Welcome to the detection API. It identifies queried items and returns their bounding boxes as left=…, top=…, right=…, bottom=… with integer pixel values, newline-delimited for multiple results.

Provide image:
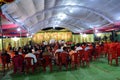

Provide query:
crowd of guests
left=0, top=40, right=120, bottom=73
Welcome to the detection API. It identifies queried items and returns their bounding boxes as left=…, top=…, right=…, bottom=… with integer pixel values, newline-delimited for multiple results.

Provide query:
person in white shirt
left=55, top=46, right=63, bottom=53
left=85, top=45, right=90, bottom=51
left=25, top=49, right=37, bottom=65
left=75, top=43, right=83, bottom=51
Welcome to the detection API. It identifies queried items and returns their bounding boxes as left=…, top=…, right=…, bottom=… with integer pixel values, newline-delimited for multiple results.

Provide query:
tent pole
left=0, top=7, right=5, bottom=76
left=0, top=8, right=4, bottom=52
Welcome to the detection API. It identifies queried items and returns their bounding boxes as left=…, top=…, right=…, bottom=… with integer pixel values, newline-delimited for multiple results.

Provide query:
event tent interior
left=0, top=0, right=120, bottom=80
left=0, top=0, right=120, bottom=49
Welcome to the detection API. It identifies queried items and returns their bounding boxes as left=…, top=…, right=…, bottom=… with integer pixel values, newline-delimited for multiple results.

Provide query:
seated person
left=69, top=46, right=76, bottom=56
left=1, top=50, right=11, bottom=64
left=85, top=45, right=90, bottom=51
left=62, top=47, right=68, bottom=53
left=25, top=49, right=37, bottom=65
left=55, top=45, right=63, bottom=53
left=75, top=43, right=83, bottom=51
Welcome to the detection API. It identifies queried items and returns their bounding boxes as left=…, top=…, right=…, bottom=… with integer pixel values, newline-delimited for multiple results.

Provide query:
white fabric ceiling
left=1, top=0, right=120, bottom=34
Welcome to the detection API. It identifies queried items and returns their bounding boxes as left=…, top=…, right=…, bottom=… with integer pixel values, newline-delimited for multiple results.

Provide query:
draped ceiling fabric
left=0, top=15, right=27, bottom=37
left=1, top=0, right=120, bottom=36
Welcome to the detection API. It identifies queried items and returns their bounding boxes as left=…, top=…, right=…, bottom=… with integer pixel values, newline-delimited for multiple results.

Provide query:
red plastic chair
left=116, top=46, right=120, bottom=57
left=12, top=55, right=24, bottom=73
left=55, top=52, right=61, bottom=65
left=94, top=46, right=101, bottom=60
left=59, top=52, right=68, bottom=70
left=34, top=54, right=41, bottom=66
left=24, top=57, right=35, bottom=73
left=71, top=53, right=79, bottom=69
left=102, top=43, right=109, bottom=57
left=88, top=48, right=93, bottom=61
left=77, top=50, right=84, bottom=65
left=81, top=50, right=90, bottom=67
left=21, top=53, right=26, bottom=58
left=108, top=48, right=118, bottom=65
left=42, top=55, right=52, bottom=72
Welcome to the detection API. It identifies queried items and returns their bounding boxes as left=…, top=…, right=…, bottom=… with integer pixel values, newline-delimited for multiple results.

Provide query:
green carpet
left=1, top=58, right=120, bottom=80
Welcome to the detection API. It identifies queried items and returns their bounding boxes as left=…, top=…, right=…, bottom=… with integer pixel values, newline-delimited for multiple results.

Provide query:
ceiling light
left=69, top=9, right=73, bottom=13
left=17, top=28, right=21, bottom=31
left=26, top=33, right=29, bottom=36
left=16, top=19, right=21, bottom=23
left=68, top=7, right=76, bottom=13
left=95, top=30, right=98, bottom=33
left=83, top=34, right=87, bottom=37
left=79, top=33, right=83, bottom=35
left=57, top=13, right=67, bottom=20
left=89, top=25, right=94, bottom=28
left=116, top=16, right=120, bottom=20
left=3, top=36, right=6, bottom=37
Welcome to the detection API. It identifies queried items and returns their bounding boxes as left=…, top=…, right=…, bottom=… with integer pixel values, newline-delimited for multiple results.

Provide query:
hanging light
left=17, top=28, right=21, bottom=32
left=57, top=13, right=67, bottom=20
left=95, top=29, right=98, bottom=33
left=26, top=33, right=29, bottom=37
left=83, top=34, right=87, bottom=37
